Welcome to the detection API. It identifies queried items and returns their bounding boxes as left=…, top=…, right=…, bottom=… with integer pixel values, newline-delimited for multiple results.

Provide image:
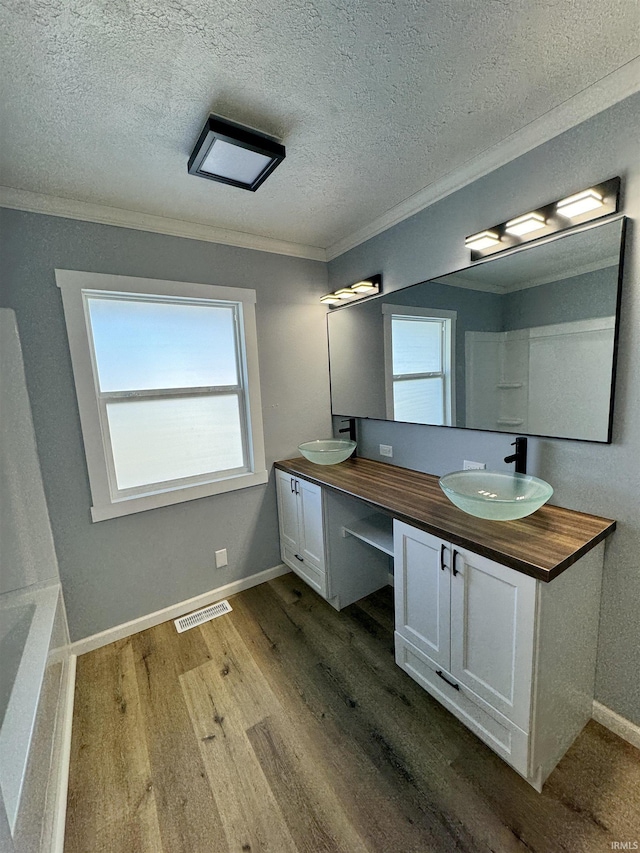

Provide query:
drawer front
left=282, top=545, right=327, bottom=598
left=395, top=633, right=530, bottom=777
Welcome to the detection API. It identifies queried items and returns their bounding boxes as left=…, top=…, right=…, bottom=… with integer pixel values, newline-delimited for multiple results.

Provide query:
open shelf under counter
left=274, top=456, right=616, bottom=582
left=342, top=513, right=394, bottom=556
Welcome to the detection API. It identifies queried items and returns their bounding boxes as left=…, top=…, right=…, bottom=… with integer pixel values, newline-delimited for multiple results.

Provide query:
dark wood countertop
left=274, top=456, right=615, bottom=582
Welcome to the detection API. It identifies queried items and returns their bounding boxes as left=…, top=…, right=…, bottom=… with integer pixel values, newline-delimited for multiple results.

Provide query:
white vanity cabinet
left=275, top=469, right=327, bottom=596
left=393, top=519, right=604, bottom=789
left=275, top=469, right=389, bottom=608
left=275, top=456, right=614, bottom=791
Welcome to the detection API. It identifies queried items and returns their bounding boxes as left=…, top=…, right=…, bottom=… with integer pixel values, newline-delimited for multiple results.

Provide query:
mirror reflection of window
left=383, top=305, right=456, bottom=426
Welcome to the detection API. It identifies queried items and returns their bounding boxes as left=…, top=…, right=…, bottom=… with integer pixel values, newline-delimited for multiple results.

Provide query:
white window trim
left=382, top=304, right=457, bottom=426
left=56, top=270, right=267, bottom=522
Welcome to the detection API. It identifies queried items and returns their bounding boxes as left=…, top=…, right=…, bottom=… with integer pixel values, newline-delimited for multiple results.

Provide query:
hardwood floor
left=65, top=574, right=640, bottom=853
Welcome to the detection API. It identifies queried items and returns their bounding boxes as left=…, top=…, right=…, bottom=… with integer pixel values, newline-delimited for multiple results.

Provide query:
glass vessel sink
left=439, top=470, right=553, bottom=520
left=298, top=439, right=356, bottom=465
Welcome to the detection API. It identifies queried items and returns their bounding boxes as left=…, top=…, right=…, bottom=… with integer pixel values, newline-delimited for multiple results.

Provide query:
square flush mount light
left=188, top=115, right=285, bottom=191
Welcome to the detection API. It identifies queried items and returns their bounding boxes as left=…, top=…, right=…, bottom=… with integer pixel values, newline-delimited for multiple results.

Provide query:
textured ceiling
left=1, top=0, right=639, bottom=254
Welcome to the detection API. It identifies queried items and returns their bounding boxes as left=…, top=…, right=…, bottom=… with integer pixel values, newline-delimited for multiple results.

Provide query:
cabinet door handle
left=452, top=549, right=460, bottom=577
left=290, top=477, right=295, bottom=493
left=294, top=480, right=300, bottom=495
left=294, top=553, right=304, bottom=562
left=436, top=670, right=460, bottom=691
left=440, top=543, right=446, bottom=571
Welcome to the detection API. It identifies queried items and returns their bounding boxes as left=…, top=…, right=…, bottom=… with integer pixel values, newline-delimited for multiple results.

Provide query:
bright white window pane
left=392, top=317, right=442, bottom=374
left=106, top=395, right=244, bottom=490
left=201, top=139, right=271, bottom=184
left=87, top=298, right=238, bottom=392
left=394, top=377, right=444, bottom=425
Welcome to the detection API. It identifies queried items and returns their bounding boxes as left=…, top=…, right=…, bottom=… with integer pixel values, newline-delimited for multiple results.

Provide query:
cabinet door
left=275, top=469, right=300, bottom=553
left=297, top=478, right=325, bottom=571
left=449, top=547, right=536, bottom=731
left=394, top=521, right=450, bottom=670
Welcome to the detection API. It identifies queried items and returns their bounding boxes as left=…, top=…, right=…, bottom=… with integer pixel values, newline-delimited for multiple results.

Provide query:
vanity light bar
left=466, top=177, right=619, bottom=260
left=504, top=212, right=546, bottom=237
left=321, top=274, right=382, bottom=307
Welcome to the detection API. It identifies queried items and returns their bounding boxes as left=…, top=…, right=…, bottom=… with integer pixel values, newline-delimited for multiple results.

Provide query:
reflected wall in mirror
left=328, top=216, right=625, bottom=442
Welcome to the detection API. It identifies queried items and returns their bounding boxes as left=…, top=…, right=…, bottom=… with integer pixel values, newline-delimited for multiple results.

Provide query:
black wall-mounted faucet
left=504, top=436, right=528, bottom=474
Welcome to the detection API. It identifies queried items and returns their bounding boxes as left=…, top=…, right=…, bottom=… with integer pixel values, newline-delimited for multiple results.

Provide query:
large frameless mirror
left=328, top=216, right=626, bottom=442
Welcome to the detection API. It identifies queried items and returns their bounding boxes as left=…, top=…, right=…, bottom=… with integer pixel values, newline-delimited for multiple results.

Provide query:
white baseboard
left=70, top=565, right=290, bottom=656
left=592, top=700, right=640, bottom=750
left=50, top=653, right=77, bottom=853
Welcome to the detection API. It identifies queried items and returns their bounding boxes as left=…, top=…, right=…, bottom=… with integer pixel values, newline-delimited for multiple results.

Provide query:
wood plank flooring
left=65, top=574, right=640, bottom=853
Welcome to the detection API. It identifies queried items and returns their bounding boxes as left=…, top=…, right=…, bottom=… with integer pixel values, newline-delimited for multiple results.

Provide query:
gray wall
left=503, top=265, right=618, bottom=330
left=0, top=211, right=331, bottom=640
left=328, top=92, right=640, bottom=726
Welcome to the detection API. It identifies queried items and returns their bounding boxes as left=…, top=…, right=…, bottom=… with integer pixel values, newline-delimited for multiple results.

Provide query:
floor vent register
left=174, top=600, right=233, bottom=633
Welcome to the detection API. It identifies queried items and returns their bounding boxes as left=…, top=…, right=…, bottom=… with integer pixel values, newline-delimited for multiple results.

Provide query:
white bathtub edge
left=0, top=583, right=60, bottom=831
left=49, top=653, right=76, bottom=853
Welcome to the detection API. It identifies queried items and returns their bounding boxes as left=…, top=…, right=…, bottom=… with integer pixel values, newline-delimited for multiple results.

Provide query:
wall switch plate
left=463, top=460, right=486, bottom=470
left=379, top=444, right=393, bottom=457
left=215, top=548, right=228, bottom=568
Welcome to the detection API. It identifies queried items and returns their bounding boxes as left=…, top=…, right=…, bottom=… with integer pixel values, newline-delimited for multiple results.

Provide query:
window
left=56, top=271, right=266, bottom=521
left=383, top=305, right=456, bottom=426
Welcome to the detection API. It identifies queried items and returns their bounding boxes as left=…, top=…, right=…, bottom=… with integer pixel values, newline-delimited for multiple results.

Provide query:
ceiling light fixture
left=188, top=114, right=285, bottom=192
left=466, top=177, right=619, bottom=260
left=321, top=275, right=382, bottom=308
left=556, top=189, right=604, bottom=218
left=465, top=231, right=501, bottom=251
left=504, top=212, right=546, bottom=236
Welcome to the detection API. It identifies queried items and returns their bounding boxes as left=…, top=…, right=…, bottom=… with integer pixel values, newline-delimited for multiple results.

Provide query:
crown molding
left=0, top=186, right=327, bottom=262
left=326, top=57, right=640, bottom=261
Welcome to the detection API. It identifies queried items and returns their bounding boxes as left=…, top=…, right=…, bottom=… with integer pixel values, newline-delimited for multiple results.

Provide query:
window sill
left=90, top=469, right=269, bottom=522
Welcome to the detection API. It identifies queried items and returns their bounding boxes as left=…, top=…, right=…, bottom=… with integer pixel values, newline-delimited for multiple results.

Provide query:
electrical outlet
left=215, top=548, right=228, bottom=568
left=463, top=460, right=486, bottom=470
left=379, top=444, right=393, bottom=457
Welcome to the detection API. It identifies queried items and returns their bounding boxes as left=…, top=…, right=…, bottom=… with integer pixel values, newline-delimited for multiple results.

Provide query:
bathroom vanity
left=274, top=455, right=615, bottom=791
